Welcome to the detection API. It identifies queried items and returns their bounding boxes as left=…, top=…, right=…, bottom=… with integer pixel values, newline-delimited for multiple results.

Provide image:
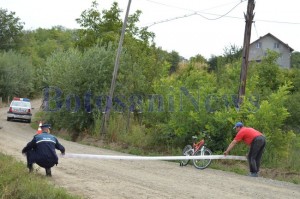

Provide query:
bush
left=0, top=51, right=34, bottom=98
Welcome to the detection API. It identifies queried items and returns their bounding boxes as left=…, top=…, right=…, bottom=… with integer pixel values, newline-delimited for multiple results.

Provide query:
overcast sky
left=1, top=0, right=299, bottom=59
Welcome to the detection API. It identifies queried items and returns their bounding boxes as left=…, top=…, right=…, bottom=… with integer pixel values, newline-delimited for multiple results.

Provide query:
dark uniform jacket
left=22, top=132, right=65, bottom=168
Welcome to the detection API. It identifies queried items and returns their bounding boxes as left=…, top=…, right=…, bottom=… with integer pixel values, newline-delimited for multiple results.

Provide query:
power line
left=144, top=11, right=300, bottom=28
left=254, top=19, right=300, bottom=25
left=145, top=0, right=246, bottom=12
left=146, top=13, right=197, bottom=28
left=142, top=0, right=300, bottom=28
left=200, top=0, right=247, bottom=12
left=195, top=0, right=245, bottom=20
left=144, top=0, right=246, bottom=27
left=253, top=22, right=265, bottom=55
left=253, top=22, right=260, bottom=39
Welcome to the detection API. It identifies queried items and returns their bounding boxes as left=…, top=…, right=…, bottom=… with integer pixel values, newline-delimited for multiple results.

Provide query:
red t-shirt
left=234, top=127, right=262, bottom=146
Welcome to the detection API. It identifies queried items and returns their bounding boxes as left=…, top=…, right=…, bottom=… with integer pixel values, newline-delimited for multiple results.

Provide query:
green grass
left=210, top=160, right=249, bottom=175
left=209, top=159, right=300, bottom=184
left=0, top=153, right=82, bottom=199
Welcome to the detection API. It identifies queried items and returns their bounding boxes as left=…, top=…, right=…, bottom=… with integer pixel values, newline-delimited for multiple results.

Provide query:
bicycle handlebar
left=192, top=131, right=211, bottom=140
left=192, top=135, right=198, bottom=140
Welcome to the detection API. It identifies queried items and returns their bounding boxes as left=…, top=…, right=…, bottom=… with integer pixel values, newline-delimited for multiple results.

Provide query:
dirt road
left=0, top=99, right=299, bottom=199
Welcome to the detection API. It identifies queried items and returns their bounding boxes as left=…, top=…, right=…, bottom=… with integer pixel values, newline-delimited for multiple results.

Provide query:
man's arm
left=22, top=139, right=35, bottom=154
left=224, top=140, right=237, bottom=156
left=55, top=138, right=65, bottom=154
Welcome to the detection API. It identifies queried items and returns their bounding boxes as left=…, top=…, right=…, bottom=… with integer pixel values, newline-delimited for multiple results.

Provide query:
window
left=256, top=42, right=262, bottom=48
left=274, top=42, right=279, bottom=48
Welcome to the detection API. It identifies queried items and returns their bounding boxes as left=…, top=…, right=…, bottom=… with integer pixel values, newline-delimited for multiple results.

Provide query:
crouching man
left=22, top=124, right=65, bottom=176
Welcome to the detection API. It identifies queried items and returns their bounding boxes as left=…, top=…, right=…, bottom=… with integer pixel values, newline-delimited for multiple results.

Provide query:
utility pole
left=101, top=0, right=132, bottom=134
left=237, top=0, right=255, bottom=106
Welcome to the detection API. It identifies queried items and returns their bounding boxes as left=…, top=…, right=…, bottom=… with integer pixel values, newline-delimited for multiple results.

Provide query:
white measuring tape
left=60, top=153, right=247, bottom=161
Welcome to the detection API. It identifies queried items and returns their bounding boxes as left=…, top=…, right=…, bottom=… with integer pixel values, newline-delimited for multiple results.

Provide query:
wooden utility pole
left=101, top=0, right=132, bottom=134
left=237, top=0, right=255, bottom=106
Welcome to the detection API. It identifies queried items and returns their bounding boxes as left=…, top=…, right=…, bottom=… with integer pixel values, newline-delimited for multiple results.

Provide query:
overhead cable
left=144, top=0, right=246, bottom=27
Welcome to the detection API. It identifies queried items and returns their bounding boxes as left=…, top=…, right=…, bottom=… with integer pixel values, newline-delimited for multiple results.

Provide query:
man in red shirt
left=224, top=122, right=266, bottom=177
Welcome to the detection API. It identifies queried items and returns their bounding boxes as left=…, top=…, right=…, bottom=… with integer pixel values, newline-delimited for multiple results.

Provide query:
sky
left=1, top=0, right=299, bottom=59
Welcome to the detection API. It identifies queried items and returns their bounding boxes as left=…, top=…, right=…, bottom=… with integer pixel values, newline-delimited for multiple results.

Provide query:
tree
left=190, top=54, right=207, bottom=64
left=167, top=51, right=180, bottom=75
left=17, top=27, right=76, bottom=92
left=75, top=1, right=155, bottom=50
left=291, top=51, right=300, bottom=69
left=0, top=8, right=24, bottom=51
left=254, top=50, right=284, bottom=96
left=0, top=51, right=34, bottom=98
left=284, top=91, right=300, bottom=130
left=222, top=44, right=242, bottom=64
left=207, top=55, right=219, bottom=72
left=207, top=45, right=242, bottom=73
left=75, top=1, right=122, bottom=50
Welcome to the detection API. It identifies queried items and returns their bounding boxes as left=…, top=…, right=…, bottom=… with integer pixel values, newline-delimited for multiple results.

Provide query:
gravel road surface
left=0, top=99, right=299, bottom=199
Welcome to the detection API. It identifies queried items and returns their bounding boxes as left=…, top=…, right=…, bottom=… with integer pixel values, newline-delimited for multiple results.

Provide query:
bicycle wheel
left=180, top=145, right=193, bottom=166
left=192, top=147, right=212, bottom=169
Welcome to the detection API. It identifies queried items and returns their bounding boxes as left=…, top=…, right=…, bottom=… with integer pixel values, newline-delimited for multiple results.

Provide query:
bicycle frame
left=192, top=139, right=205, bottom=155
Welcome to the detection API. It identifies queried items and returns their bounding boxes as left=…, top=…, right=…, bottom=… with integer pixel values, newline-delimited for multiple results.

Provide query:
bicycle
left=180, top=133, right=212, bottom=169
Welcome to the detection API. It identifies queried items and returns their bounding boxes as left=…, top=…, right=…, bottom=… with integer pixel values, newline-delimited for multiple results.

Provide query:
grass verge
left=0, top=152, right=82, bottom=199
left=210, top=160, right=300, bottom=184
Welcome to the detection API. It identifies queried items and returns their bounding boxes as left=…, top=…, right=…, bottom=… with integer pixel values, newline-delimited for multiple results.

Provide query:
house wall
left=249, top=36, right=291, bottom=68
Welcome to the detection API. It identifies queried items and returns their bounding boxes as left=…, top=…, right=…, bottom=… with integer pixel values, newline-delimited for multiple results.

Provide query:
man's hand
left=223, top=140, right=237, bottom=156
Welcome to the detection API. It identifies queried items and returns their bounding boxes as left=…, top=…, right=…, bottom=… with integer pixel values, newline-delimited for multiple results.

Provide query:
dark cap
left=40, top=124, right=51, bottom=129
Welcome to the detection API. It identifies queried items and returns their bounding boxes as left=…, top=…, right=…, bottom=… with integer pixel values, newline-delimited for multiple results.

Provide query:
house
left=248, top=33, right=294, bottom=68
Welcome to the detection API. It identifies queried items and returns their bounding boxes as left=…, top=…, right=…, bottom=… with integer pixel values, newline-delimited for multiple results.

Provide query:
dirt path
left=0, top=99, right=299, bottom=199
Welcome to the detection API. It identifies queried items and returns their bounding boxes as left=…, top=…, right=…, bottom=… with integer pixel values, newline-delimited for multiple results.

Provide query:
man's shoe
left=248, top=172, right=258, bottom=177
left=45, top=168, right=52, bottom=177
left=28, top=164, right=33, bottom=173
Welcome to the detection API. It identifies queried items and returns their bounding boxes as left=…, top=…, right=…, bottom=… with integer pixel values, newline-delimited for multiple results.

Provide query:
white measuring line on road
left=60, top=153, right=247, bottom=161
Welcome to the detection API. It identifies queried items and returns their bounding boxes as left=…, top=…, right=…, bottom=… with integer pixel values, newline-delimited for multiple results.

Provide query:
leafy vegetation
left=291, top=51, right=300, bottom=69
left=0, top=8, right=24, bottom=51
left=0, top=51, right=34, bottom=99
